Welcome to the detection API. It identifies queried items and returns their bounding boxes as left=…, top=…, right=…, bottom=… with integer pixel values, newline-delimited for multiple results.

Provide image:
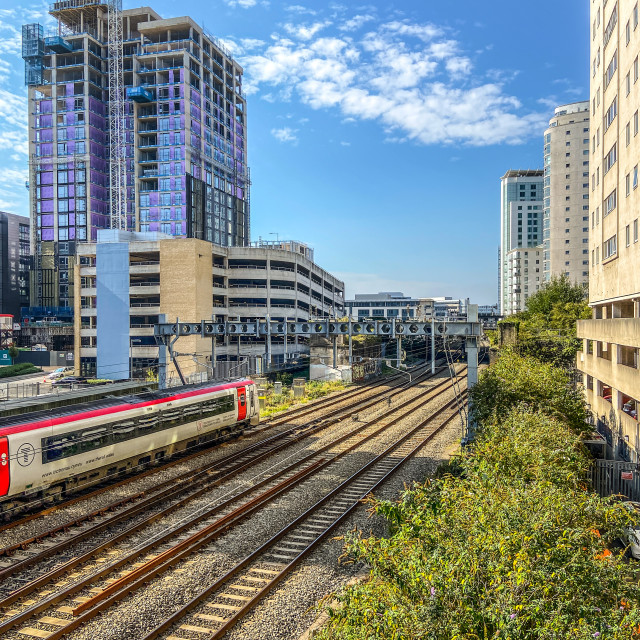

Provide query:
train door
left=0, top=437, right=10, bottom=496
left=237, top=386, right=247, bottom=421
left=248, top=387, right=255, bottom=417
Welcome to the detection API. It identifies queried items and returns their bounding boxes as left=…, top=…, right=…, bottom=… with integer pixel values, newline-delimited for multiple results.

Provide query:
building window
left=635, top=219, right=639, bottom=242
left=627, top=225, right=631, bottom=246
left=605, top=96, right=617, bottom=130
left=604, top=188, right=617, bottom=216
left=603, top=235, right=617, bottom=259
left=634, top=165, right=639, bottom=189
left=635, top=110, right=639, bottom=135
left=627, top=173, right=631, bottom=196
left=627, top=122, right=631, bottom=145
left=604, top=143, right=617, bottom=174
left=627, top=20, right=632, bottom=44
left=627, top=72, right=632, bottom=95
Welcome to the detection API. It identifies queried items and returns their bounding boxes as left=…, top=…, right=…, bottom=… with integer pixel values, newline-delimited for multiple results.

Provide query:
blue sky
left=0, top=0, right=589, bottom=303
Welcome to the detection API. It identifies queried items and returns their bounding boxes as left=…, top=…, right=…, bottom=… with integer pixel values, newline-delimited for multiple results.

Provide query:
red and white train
left=0, top=378, right=259, bottom=515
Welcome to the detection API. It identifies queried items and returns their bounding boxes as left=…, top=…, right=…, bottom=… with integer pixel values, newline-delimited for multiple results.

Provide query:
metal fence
left=591, top=459, right=640, bottom=501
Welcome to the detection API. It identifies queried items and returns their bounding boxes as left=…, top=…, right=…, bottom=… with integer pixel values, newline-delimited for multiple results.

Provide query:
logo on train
left=17, top=443, right=36, bottom=467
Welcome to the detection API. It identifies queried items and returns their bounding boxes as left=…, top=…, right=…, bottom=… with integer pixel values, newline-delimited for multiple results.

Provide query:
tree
left=503, top=275, right=591, bottom=367
left=8, top=344, right=19, bottom=366
left=469, top=349, right=588, bottom=433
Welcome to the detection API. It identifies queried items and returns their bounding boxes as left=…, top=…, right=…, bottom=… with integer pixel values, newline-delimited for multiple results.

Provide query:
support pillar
left=397, top=336, right=402, bottom=369
left=333, top=336, right=338, bottom=369
left=431, top=318, right=435, bottom=374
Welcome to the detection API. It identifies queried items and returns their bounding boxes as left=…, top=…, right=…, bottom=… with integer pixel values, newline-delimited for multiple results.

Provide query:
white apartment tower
left=499, top=170, right=544, bottom=316
left=577, top=0, right=640, bottom=461
left=543, top=102, right=591, bottom=285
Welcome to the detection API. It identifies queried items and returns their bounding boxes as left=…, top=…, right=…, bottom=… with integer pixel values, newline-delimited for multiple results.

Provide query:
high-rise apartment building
left=0, top=212, right=30, bottom=319
left=577, top=0, right=640, bottom=461
left=22, top=2, right=249, bottom=310
left=499, top=170, right=544, bottom=315
left=543, top=102, right=591, bottom=285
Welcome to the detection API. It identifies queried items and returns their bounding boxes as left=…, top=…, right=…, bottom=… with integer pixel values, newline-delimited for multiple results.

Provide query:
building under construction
left=22, top=1, right=250, bottom=311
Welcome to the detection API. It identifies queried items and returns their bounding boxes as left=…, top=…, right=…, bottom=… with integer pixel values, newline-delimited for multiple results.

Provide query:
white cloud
left=271, top=127, right=298, bottom=143
left=238, top=17, right=546, bottom=147
left=340, top=141, right=351, bottom=146
left=224, top=0, right=258, bottom=7
left=285, top=5, right=317, bottom=14
left=338, top=14, right=374, bottom=32
left=283, top=21, right=331, bottom=40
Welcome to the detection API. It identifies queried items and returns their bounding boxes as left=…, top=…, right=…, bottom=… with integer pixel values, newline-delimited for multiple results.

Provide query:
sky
left=0, top=0, right=589, bottom=304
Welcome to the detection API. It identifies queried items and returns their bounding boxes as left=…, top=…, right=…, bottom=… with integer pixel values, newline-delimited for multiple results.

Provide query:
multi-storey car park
left=22, top=2, right=249, bottom=311
left=74, top=231, right=345, bottom=380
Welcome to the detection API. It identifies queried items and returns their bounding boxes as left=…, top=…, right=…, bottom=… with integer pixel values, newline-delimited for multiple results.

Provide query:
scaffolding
left=22, top=24, right=45, bottom=86
left=107, top=0, right=127, bottom=230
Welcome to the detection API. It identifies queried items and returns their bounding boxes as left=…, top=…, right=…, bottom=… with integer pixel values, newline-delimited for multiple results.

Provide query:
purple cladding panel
left=41, top=201, right=54, bottom=213
left=41, top=171, right=53, bottom=184
left=66, top=98, right=74, bottom=111
left=68, top=227, right=75, bottom=240
left=41, top=214, right=54, bottom=226
left=69, top=214, right=75, bottom=225
left=40, top=100, right=52, bottom=113
left=66, top=83, right=74, bottom=96
left=89, top=97, right=105, bottom=115
left=149, top=222, right=159, bottom=232
left=149, top=208, right=159, bottom=221
left=179, top=69, right=184, bottom=82
left=42, top=228, right=54, bottom=241
left=40, top=114, right=53, bottom=127
left=149, top=192, right=159, bottom=206
left=41, top=143, right=53, bottom=156
left=69, top=199, right=75, bottom=210
left=169, top=69, right=174, bottom=83
left=41, top=186, right=54, bottom=199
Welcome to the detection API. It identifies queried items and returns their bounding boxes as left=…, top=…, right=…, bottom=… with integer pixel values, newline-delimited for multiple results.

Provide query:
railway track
left=0, top=365, right=429, bottom=535
left=0, top=367, right=465, bottom=639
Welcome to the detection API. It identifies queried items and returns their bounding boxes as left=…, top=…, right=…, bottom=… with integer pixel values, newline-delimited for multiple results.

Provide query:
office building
left=543, top=102, right=591, bottom=284
left=22, top=2, right=249, bottom=311
left=578, top=0, right=640, bottom=461
left=346, top=292, right=435, bottom=321
left=0, top=212, right=30, bottom=319
left=75, top=231, right=344, bottom=380
left=499, top=170, right=544, bottom=315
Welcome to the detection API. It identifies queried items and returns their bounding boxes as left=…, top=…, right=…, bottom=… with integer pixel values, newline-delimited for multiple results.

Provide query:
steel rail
left=139, top=396, right=466, bottom=640
left=0, top=368, right=413, bottom=531
left=0, top=373, right=464, bottom=638
left=0, top=365, right=444, bottom=575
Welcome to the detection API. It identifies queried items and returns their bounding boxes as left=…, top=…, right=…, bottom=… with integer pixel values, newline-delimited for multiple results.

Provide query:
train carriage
left=0, top=378, right=259, bottom=515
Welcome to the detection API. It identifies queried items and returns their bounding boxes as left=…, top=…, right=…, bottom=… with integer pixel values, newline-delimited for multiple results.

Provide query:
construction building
left=22, top=2, right=249, bottom=313
left=499, top=169, right=544, bottom=315
left=75, top=231, right=344, bottom=381
left=0, top=212, right=30, bottom=320
left=543, top=102, right=591, bottom=284
left=577, top=0, right=640, bottom=461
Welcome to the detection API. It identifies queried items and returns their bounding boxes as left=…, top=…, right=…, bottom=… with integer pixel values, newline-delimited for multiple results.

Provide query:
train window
left=137, top=416, right=158, bottom=434
left=42, top=434, right=79, bottom=463
left=112, top=421, right=136, bottom=444
left=40, top=389, right=243, bottom=465
left=79, top=427, right=109, bottom=452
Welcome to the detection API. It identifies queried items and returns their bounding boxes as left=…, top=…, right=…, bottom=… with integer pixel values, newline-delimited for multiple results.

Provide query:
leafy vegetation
left=315, top=353, right=640, bottom=640
left=469, top=348, right=588, bottom=433
left=502, top=275, right=591, bottom=367
left=0, top=362, right=42, bottom=379
left=259, top=379, right=347, bottom=418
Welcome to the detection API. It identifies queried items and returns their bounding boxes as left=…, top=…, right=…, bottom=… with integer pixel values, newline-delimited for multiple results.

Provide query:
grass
left=260, top=379, right=348, bottom=418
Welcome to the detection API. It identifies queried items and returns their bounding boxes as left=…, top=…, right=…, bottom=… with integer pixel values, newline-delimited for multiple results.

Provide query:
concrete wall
left=159, top=238, right=213, bottom=379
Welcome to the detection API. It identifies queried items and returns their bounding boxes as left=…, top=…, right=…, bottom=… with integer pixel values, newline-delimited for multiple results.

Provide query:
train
left=0, top=378, right=259, bottom=516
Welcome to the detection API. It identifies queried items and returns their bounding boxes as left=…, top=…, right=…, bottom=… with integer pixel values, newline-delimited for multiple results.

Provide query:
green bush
left=317, top=406, right=640, bottom=640
left=0, top=362, right=42, bottom=379
left=469, top=348, right=588, bottom=433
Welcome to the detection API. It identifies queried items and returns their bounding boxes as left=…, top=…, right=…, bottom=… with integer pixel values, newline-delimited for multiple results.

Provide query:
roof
left=0, top=378, right=252, bottom=438
left=501, top=169, right=544, bottom=179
